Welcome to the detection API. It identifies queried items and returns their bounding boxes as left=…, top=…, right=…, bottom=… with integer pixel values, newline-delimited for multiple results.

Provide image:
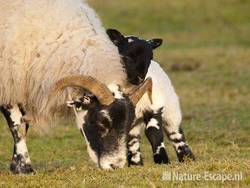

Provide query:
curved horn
left=48, top=75, right=115, bottom=105
left=129, top=77, right=153, bottom=105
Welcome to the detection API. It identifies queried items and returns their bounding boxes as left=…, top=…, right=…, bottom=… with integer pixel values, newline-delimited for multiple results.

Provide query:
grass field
left=0, top=0, right=250, bottom=187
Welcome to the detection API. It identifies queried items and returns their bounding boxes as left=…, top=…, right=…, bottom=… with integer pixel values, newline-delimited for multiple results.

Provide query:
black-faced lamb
left=107, top=29, right=195, bottom=165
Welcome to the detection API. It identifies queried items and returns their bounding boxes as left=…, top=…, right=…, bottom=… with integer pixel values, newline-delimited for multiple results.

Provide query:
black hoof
left=176, top=145, right=195, bottom=162
left=10, top=155, right=35, bottom=174
left=128, top=160, right=143, bottom=167
left=153, top=148, right=170, bottom=164
left=127, top=152, right=143, bottom=167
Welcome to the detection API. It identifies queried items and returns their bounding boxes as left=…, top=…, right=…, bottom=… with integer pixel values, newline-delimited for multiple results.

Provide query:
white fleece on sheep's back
left=136, top=61, right=182, bottom=132
left=0, top=0, right=126, bottom=127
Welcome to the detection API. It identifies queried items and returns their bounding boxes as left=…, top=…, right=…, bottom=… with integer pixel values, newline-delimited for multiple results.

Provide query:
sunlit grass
left=0, top=0, right=249, bottom=187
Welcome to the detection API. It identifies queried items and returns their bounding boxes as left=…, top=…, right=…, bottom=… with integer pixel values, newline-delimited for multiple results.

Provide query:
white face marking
left=146, top=118, right=160, bottom=130
left=169, top=133, right=182, bottom=140
left=9, top=105, right=22, bottom=127
left=82, top=128, right=127, bottom=169
left=99, top=153, right=126, bottom=170
left=108, top=84, right=124, bottom=100
left=100, top=110, right=112, bottom=123
left=99, top=136, right=127, bottom=170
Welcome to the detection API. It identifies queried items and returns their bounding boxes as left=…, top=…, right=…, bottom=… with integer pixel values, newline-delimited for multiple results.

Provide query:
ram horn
left=129, top=77, right=153, bottom=105
left=48, top=75, right=115, bottom=105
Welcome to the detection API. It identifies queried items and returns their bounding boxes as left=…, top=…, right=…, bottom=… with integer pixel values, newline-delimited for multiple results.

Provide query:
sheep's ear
left=147, top=39, right=163, bottom=49
left=66, top=95, right=95, bottom=109
left=66, top=100, right=76, bottom=108
left=106, top=29, right=126, bottom=46
left=66, top=100, right=83, bottom=111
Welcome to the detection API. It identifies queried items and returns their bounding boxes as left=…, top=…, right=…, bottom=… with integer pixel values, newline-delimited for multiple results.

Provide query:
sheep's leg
left=144, top=110, right=170, bottom=164
left=165, top=125, right=195, bottom=162
left=127, top=119, right=144, bottom=166
left=0, top=104, right=35, bottom=174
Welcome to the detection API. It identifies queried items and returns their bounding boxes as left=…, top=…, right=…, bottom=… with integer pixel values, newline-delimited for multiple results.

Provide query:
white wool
left=136, top=60, right=182, bottom=132
left=0, top=0, right=126, bottom=128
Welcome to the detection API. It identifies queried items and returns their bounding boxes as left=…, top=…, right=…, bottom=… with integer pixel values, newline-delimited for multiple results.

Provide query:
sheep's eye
left=75, top=102, right=82, bottom=111
left=98, top=123, right=109, bottom=137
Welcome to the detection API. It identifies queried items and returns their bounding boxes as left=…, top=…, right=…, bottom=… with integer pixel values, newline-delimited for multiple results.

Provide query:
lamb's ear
left=106, top=29, right=126, bottom=46
left=147, top=39, right=163, bottom=49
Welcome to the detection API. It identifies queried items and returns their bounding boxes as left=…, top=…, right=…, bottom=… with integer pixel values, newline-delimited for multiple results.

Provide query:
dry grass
left=0, top=0, right=250, bottom=187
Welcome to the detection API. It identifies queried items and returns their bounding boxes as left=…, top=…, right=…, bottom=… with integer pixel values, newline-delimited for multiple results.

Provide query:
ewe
left=0, top=0, right=150, bottom=173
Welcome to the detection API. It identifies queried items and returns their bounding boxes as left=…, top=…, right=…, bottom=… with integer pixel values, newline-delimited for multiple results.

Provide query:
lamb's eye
left=124, top=56, right=134, bottom=63
left=129, top=52, right=137, bottom=58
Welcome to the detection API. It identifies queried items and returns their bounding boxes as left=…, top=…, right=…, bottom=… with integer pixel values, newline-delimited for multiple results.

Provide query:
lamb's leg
left=165, top=124, right=195, bottom=162
left=0, top=104, right=35, bottom=174
left=144, top=109, right=170, bottom=164
left=127, top=119, right=144, bottom=166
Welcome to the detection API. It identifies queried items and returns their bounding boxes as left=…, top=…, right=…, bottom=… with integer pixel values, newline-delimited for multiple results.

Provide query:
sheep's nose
left=110, top=164, right=118, bottom=169
left=99, top=163, right=120, bottom=170
left=99, top=157, right=126, bottom=170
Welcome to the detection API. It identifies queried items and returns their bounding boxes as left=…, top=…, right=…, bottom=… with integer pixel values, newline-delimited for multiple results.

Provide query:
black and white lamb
left=107, top=29, right=195, bottom=165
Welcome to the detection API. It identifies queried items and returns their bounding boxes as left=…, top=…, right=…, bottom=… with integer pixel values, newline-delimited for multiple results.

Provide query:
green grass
left=0, top=0, right=250, bottom=187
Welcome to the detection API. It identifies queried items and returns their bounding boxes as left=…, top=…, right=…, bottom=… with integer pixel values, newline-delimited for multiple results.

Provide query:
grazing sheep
left=0, top=0, right=150, bottom=173
left=107, top=29, right=195, bottom=165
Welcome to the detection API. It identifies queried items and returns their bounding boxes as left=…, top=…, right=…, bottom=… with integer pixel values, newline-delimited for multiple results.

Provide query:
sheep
left=0, top=0, right=151, bottom=173
left=107, top=29, right=195, bottom=165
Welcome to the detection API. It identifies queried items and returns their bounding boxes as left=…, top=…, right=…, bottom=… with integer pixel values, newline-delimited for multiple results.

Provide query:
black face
left=107, top=29, right=163, bottom=85
left=68, top=94, right=135, bottom=169
left=83, top=99, right=135, bottom=166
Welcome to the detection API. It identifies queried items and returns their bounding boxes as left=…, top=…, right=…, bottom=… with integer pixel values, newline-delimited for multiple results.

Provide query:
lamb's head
left=107, top=29, right=162, bottom=85
left=48, top=75, right=152, bottom=169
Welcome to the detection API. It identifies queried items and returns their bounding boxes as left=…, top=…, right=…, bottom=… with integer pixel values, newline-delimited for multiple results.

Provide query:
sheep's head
left=48, top=75, right=152, bottom=169
left=107, top=29, right=162, bottom=85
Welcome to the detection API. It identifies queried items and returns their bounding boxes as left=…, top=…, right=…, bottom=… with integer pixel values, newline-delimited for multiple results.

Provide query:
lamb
left=0, top=0, right=151, bottom=173
left=107, top=29, right=195, bottom=165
